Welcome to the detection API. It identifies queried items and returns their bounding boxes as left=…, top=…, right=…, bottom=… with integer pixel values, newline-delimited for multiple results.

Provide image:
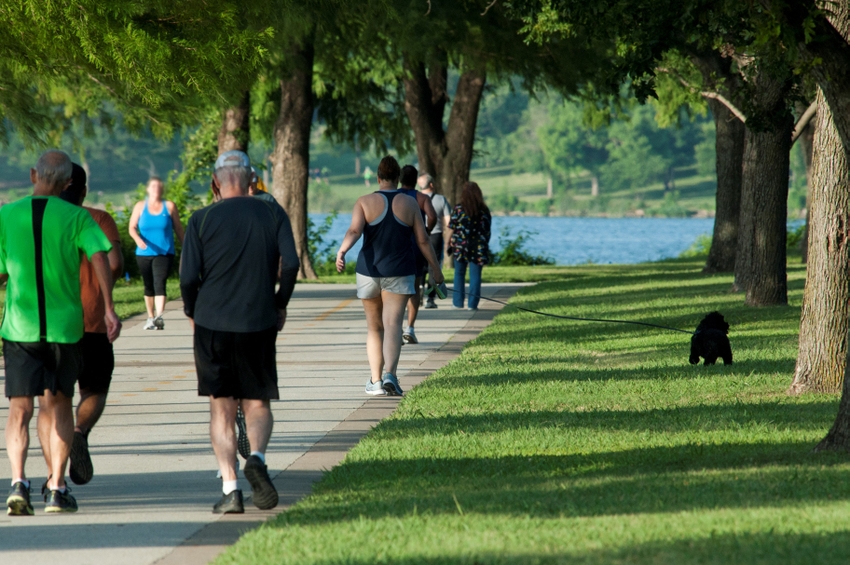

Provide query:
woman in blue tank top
left=335, top=156, right=444, bottom=397
left=129, top=177, right=185, bottom=330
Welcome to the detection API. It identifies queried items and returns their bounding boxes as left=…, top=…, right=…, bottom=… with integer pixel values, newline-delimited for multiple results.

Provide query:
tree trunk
left=789, top=89, right=850, bottom=395
left=800, top=2, right=850, bottom=182
left=799, top=109, right=815, bottom=264
left=733, top=68, right=793, bottom=306
left=546, top=176, right=553, bottom=199
left=693, top=52, right=746, bottom=273
left=703, top=99, right=745, bottom=272
left=590, top=175, right=599, bottom=197
left=218, top=90, right=250, bottom=154
left=271, top=40, right=317, bottom=280
left=402, top=54, right=486, bottom=205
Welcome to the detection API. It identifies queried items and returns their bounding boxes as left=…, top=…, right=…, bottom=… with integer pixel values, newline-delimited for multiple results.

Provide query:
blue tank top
left=136, top=199, right=175, bottom=256
left=356, top=191, right=416, bottom=277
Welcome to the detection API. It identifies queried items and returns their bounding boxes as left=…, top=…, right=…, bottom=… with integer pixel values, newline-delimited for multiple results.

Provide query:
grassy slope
left=311, top=165, right=719, bottom=216
left=215, top=257, right=850, bottom=565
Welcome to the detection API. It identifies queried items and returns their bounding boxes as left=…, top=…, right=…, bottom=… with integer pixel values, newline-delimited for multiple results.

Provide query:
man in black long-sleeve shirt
left=180, top=150, right=299, bottom=514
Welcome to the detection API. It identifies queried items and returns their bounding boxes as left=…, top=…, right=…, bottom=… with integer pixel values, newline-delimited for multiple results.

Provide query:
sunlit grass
left=215, top=258, right=849, bottom=565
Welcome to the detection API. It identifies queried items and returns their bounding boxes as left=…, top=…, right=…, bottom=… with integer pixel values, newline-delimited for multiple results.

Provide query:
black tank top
left=355, top=191, right=416, bottom=277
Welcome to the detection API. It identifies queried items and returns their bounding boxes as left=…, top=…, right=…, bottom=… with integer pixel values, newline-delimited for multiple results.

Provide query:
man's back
left=180, top=196, right=299, bottom=333
left=0, top=196, right=111, bottom=343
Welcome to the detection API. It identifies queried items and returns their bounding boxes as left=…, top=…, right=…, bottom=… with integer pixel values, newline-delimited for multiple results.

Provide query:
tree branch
left=656, top=66, right=747, bottom=123
left=791, top=100, right=817, bottom=144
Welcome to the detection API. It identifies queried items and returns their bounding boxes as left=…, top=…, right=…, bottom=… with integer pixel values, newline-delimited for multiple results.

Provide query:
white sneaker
left=402, top=326, right=418, bottom=345
left=154, top=315, right=165, bottom=330
left=143, top=318, right=156, bottom=330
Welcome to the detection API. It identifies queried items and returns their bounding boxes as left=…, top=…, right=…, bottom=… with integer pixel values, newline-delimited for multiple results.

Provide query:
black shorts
left=3, top=340, right=82, bottom=398
left=136, top=254, right=173, bottom=297
left=194, top=325, right=279, bottom=400
left=78, top=333, right=114, bottom=394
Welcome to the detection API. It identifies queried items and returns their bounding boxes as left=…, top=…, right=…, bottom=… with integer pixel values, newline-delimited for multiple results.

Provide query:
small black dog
left=689, top=311, right=732, bottom=365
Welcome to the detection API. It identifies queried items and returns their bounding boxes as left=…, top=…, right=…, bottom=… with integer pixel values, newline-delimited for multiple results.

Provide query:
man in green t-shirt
left=2, top=150, right=121, bottom=516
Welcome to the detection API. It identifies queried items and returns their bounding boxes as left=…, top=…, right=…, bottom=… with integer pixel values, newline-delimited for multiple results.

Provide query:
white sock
left=222, top=480, right=238, bottom=495
left=52, top=486, right=67, bottom=493
left=250, top=451, right=265, bottom=464
left=11, top=478, right=29, bottom=488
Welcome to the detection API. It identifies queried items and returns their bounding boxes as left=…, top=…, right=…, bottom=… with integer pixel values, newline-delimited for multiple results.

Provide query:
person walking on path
left=418, top=173, right=451, bottom=309
left=3, top=150, right=121, bottom=516
left=249, top=167, right=278, bottom=206
left=398, top=165, right=437, bottom=345
left=59, top=164, right=124, bottom=487
left=128, top=177, right=185, bottom=331
left=180, top=150, right=299, bottom=514
left=447, top=182, right=491, bottom=310
left=335, top=156, right=444, bottom=397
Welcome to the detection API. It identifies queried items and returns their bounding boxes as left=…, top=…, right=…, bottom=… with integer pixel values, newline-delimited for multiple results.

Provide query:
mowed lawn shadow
left=292, top=529, right=850, bottom=565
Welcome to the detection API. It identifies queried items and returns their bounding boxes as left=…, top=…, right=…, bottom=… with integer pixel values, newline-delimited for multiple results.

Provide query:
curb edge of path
left=154, top=284, right=521, bottom=565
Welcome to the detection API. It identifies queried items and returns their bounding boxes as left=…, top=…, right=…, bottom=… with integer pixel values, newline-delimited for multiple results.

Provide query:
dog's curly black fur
left=689, top=311, right=732, bottom=365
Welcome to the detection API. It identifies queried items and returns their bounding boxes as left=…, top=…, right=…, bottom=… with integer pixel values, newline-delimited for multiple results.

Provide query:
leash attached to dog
left=427, top=282, right=695, bottom=335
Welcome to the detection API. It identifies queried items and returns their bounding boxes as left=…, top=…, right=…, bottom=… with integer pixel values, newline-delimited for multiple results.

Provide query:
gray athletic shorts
left=356, top=273, right=416, bottom=299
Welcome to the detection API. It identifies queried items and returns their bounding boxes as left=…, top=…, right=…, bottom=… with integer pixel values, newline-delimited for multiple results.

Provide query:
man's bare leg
left=38, top=390, right=74, bottom=489
left=209, top=397, right=238, bottom=481
left=241, top=399, right=273, bottom=454
left=75, top=390, right=107, bottom=433
left=6, top=397, right=34, bottom=482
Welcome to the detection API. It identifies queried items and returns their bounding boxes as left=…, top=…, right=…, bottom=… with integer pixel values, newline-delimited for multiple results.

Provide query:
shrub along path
left=214, top=258, right=850, bottom=565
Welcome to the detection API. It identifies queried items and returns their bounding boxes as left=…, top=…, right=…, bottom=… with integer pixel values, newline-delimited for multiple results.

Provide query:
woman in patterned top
left=447, top=182, right=491, bottom=310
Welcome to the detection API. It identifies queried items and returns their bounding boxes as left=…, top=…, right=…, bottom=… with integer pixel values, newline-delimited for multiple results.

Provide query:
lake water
left=314, top=214, right=716, bottom=265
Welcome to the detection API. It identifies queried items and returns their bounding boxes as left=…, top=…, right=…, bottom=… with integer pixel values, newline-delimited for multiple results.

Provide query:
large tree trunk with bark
left=271, top=40, right=317, bottom=279
left=798, top=105, right=815, bottom=264
left=733, top=67, right=793, bottom=306
left=703, top=98, right=745, bottom=272
left=801, top=0, right=850, bottom=451
left=218, top=90, right=250, bottom=154
left=789, top=89, right=850, bottom=395
left=693, top=52, right=746, bottom=273
left=403, top=54, right=486, bottom=206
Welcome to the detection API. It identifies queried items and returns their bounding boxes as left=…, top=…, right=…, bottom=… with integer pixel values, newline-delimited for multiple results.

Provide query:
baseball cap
left=214, top=150, right=251, bottom=170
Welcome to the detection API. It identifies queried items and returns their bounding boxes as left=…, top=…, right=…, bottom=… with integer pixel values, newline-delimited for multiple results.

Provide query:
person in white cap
left=180, top=150, right=299, bottom=514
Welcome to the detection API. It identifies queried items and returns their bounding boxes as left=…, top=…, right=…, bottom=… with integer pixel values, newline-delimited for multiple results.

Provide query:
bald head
left=32, top=150, right=72, bottom=195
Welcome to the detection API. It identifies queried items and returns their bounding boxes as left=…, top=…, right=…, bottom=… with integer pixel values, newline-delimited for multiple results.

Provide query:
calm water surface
left=316, top=214, right=715, bottom=266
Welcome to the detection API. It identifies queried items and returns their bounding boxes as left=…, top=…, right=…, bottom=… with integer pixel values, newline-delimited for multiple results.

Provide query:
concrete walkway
left=0, top=283, right=521, bottom=565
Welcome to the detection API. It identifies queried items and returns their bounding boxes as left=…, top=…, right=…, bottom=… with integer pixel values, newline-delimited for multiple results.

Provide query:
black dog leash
left=435, top=284, right=695, bottom=336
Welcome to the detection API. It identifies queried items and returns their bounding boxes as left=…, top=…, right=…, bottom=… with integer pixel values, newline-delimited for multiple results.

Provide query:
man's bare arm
left=91, top=251, right=121, bottom=343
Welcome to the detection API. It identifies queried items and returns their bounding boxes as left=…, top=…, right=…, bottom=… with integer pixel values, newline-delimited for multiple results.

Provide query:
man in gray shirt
left=180, top=150, right=299, bottom=514
left=418, top=174, right=451, bottom=308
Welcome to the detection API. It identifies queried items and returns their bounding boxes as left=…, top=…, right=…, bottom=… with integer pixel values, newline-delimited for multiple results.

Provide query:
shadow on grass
left=380, top=399, right=838, bottom=438
left=284, top=529, right=850, bottom=565
left=276, top=441, right=850, bottom=528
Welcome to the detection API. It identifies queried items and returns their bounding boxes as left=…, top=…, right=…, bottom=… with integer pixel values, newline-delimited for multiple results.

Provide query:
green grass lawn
left=214, top=257, right=850, bottom=565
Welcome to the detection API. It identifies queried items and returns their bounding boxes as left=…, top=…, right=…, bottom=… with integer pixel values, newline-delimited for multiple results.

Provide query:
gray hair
left=418, top=173, right=434, bottom=188
left=214, top=165, right=252, bottom=192
left=36, top=150, right=72, bottom=187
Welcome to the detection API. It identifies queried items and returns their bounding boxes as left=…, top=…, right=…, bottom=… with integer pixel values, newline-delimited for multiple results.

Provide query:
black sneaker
left=236, top=406, right=251, bottom=461
left=6, top=482, right=34, bottom=516
left=70, top=431, right=94, bottom=485
left=45, top=488, right=78, bottom=513
left=213, top=489, right=244, bottom=514
left=243, top=455, right=278, bottom=510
